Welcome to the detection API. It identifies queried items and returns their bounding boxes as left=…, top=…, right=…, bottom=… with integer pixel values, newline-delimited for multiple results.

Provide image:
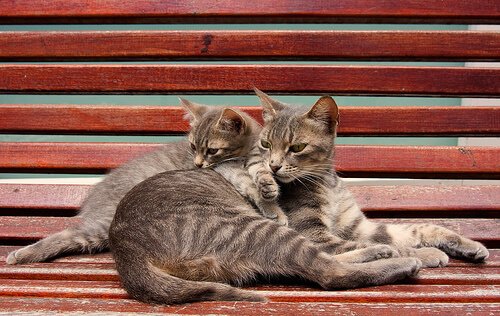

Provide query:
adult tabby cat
left=6, top=98, right=283, bottom=264
left=109, top=95, right=426, bottom=305
left=252, top=89, right=489, bottom=268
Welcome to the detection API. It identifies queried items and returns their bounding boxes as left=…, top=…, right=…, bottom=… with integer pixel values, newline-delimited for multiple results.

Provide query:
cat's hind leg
left=384, top=223, right=489, bottom=262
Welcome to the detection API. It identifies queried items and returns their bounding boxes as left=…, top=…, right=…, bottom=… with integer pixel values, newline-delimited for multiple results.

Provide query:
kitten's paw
left=6, top=251, right=18, bottom=265
left=444, top=237, right=489, bottom=262
left=276, top=215, right=288, bottom=227
left=371, top=244, right=400, bottom=260
left=5, top=246, right=39, bottom=265
left=415, top=247, right=449, bottom=268
left=459, top=241, right=489, bottom=262
left=258, top=174, right=279, bottom=200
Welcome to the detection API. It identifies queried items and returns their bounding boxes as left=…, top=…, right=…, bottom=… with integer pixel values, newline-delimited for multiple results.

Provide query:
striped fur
left=254, top=89, right=489, bottom=268
left=110, top=168, right=421, bottom=305
left=6, top=98, right=284, bottom=264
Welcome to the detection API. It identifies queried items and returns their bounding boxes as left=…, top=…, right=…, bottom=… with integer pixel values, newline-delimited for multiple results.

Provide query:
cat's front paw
left=258, top=174, right=279, bottom=200
left=414, top=247, right=449, bottom=268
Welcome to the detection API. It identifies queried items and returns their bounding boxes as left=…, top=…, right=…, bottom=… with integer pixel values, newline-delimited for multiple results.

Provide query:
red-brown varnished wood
left=0, top=261, right=498, bottom=285
left=1, top=217, right=496, bottom=244
left=0, top=279, right=498, bottom=303
left=0, top=65, right=499, bottom=97
left=1, top=143, right=498, bottom=178
left=1, top=184, right=499, bottom=216
left=1, top=31, right=499, bottom=61
left=0, top=298, right=497, bottom=315
left=1, top=105, right=499, bottom=136
left=0, top=0, right=498, bottom=24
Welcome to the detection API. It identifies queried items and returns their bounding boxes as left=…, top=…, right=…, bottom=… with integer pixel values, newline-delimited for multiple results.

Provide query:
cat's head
left=254, top=89, right=339, bottom=183
left=180, top=98, right=261, bottom=168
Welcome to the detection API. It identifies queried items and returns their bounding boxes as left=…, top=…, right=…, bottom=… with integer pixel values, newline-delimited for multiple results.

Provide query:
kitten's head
left=180, top=98, right=260, bottom=168
left=254, top=89, right=339, bottom=183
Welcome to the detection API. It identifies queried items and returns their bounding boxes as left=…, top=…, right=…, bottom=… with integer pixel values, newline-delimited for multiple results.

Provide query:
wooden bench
left=0, top=0, right=499, bottom=314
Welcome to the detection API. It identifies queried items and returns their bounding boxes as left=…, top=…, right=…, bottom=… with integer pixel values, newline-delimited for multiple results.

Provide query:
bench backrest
left=0, top=0, right=499, bottom=248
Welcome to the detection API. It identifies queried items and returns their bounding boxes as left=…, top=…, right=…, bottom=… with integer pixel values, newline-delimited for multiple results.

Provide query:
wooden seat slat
left=1, top=184, right=499, bottom=214
left=0, top=298, right=498, bottom=316
left=1, top=65, right=499, bottom=97
left=1, top=105, right=499, bottom=136
left=1, top=0, right=498, bottom=24
left=1, top=31, right=499, bottom=62
left=1, top=143, right=498, bottom=179
left=0, top=260, right=498, bottom=285
left=0, top=279, right=498, bottom=303
left=0, top=217, right=496, bottom=244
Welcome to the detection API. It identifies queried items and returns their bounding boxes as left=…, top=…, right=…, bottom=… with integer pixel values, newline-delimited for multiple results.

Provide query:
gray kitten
left=254, top=89, right=489, bottom=267
left=108, top=95, right=425, bottom=305
left=6, top=99, right=283, bottom=264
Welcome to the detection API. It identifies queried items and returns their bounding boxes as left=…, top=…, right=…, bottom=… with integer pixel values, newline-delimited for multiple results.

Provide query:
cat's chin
left=275, top=175, right=295, bottom=183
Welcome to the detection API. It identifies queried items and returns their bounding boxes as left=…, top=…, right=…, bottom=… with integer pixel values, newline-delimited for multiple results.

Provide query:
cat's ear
left=304, top=96, right=339, bottom=132
left=253, top=87, right=286, bottom=123
left=216, top=108, right=247, bottom=135
left=179, top=97, right=208, bottom=125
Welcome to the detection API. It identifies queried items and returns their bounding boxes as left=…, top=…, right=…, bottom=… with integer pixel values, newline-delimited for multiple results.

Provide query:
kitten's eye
left=260, top=140, right=272, bottom=149
left=289, top=143, right=307, bottom=153
left=190, top=143, right=196, bottom=151
left=207, top=148, right=219, bottom=155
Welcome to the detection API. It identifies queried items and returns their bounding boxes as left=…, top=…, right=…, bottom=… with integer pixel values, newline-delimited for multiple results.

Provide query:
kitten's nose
left=270, top=165, right=282, bottom=173
left=195, top=162, right=203, bottom=168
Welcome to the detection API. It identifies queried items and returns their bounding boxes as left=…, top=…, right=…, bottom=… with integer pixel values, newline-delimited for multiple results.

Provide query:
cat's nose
left=270, top=165, right=282, bottom=173
left=195, top=162, right=203, bottom=168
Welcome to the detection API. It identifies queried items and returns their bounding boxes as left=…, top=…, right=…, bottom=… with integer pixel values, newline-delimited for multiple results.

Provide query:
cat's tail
left=118, top=259, right=266, bottom=305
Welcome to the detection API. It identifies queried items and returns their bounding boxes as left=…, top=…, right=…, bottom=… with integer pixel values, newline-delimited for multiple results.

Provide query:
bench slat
left=1, top=217, right=496, bottom=244
left=0, top=298, right=498, bottom=316
left=1, top=31, right=499, bottom=61
left=1, top=143, right=498, bottom=178
left=1, top=105, right=499, bottom=136
left=1, top=184, right=498, bottom=215
left=1, top=0, right=498, bottom=24
left=0, top=279, right=498, bottom=303
left=1, top=65, right=499, bottom=97
left=0, top=261, right=498, bottom=285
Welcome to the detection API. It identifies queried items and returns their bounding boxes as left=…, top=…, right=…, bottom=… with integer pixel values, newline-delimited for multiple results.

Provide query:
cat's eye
left=206, top=148, right=219, bottom=155
left=190, top=143, right=196, bottom=151
left=260, top=140, right=272, bottom=149
left=289, top=143, right=307, bottom=153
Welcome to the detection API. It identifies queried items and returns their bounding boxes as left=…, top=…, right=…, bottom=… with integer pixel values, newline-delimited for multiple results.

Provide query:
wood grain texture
left=1, top=217, right=496, bottom=244
left=0, top=143, right=498, bottom=178
left=1, top=105, right=499, bottom=136
left=1, top=0, right=499, bottom=24
left=1, top=184, right=499, bottom=216
left=0, top=298, right=498, bottom=315
left=0, top=279, right=498, bottom=303
left=0, top=65, right=499, bottom=97
left=0, top=261, right=498, bottom=285
left=1, top=31, right=499, bottom=61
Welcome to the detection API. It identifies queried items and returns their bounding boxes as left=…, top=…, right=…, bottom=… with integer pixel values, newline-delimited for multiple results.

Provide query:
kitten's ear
left=253, top=87, right=286, bottom=123
left=304, top=96, right=339, bottom=132
left=216, top=108, right=247, bottom=135
left=179, top=97, right=208, bottom=125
